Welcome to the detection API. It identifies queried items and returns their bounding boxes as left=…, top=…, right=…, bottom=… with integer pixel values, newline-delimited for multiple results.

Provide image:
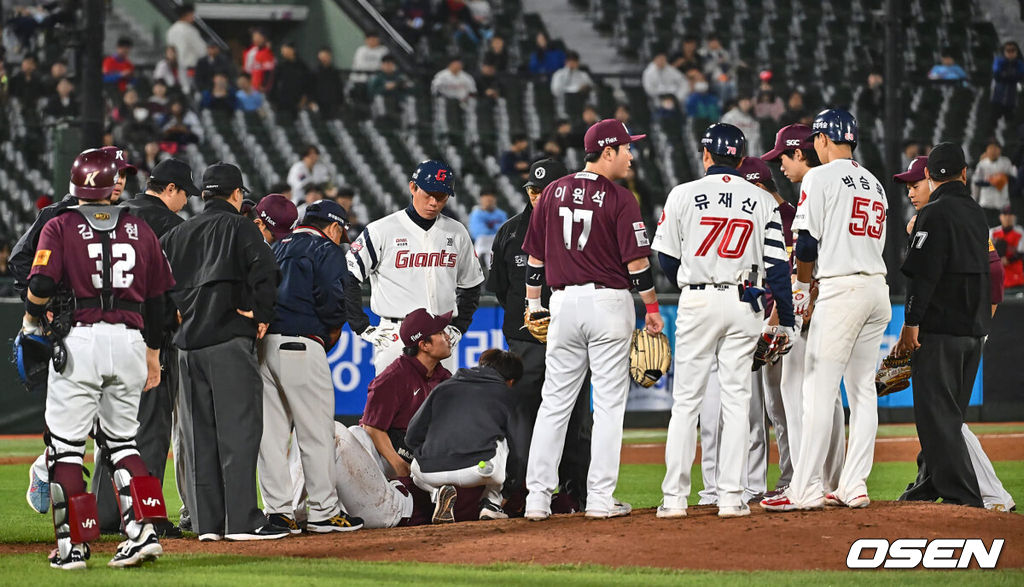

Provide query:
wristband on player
left=526, top=261, right=545, bottom=288
left=629, top=266, right=655, bottom=294
left=645, top=302, right=660, bottom=315
left=25, top=299, right=46, bottom=318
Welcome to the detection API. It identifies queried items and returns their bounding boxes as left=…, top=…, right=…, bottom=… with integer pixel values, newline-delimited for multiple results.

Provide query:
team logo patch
left=632, top=221, right=646, bottom=230
left=93, top=212, right=110, bottom=221
left=446, top=236, right=454, bottom=247
left=658, top=210, right=666, bottom=226
left=350, top=241, right=364, bottom=253
left=534, top=167, right=546, bottom=179
left=722, top=176, right=731, bottom=183
left=33, top=249, right=51, bottom=267
left=799, top=190, right=808, bottom=205
left=395, top=238, right=408, bottom=247
left=852, top=161, right=860, bottom=167
left=785, top=139, right=801, bottom=146
left=746, top=172, right=759, bottom=181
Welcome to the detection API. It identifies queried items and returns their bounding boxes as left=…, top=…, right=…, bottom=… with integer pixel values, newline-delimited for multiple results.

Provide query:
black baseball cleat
left=224, top=525, right=290, bottom=541
left=432, top=485, right=457, bottom=524
left=108, top=524, right=162, bottom=568
left=267, top=513, right=303, bottom=535
left=155, top=520, right=184, bottom=539
left=479, top=499, right=509, bottom=520
left=49, top=544, right=89, bottom=570
left=306, top=512, right=364, bottom=533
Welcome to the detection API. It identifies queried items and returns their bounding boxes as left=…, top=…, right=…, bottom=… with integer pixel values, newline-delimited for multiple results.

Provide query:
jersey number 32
left=87, top=243, right=137, bottom=289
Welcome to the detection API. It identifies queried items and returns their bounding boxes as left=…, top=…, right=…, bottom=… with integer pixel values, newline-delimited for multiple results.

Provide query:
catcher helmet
left=99, top=146, right=138, bottom=176
left=700, top=123, right=746, bottom=158
left=809, top=108, right=858, bottom=149
left=69, top=148, right=119, bottom=201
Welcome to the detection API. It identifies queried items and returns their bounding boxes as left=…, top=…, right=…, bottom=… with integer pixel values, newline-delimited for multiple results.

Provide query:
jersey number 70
left=849, top=196, right=885, bottom=239
left=696, top=217, right=753, bottom=258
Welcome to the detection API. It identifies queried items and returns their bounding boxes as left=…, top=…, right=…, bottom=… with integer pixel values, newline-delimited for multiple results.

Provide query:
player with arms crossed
left=522, top=120, right=663, bottom=521
left=23, top=149, right=176, bottom=569
left=347, top=160, right=484, bottom=373
left=762, top=109, right=891, bottom=511
left=653, top=123, right=795, bottom=518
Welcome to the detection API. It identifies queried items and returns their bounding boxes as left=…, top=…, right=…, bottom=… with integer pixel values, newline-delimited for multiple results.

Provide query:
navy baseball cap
left=303, top=199, right=349, bottom=226
left=411, top=160, right=455, bottom=196
left=523, top=158, right=568, bottom=190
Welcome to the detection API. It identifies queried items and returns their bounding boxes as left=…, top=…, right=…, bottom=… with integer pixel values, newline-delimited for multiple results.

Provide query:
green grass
left=0, top=555, right=1022, bottom=585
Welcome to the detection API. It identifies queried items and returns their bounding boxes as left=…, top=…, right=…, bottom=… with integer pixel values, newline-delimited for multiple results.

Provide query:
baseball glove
left=876, top=351, right=912, bottom=397
left=523, top=307, right=551, bottom=343
left=989, top=172, right=1010, bottom=191
left=629, top=329, right=672, bottom=387
left=12, top=331, right=53, bottom=392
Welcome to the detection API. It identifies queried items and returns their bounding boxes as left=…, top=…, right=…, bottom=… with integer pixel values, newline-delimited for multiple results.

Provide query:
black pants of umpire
left=94, top=338, right=179, bottom=532
left=505, top=339, right=592, bottom=506
left=899, top=332, right=984, bottom=507
left=180, top=336, right=268, bottom=535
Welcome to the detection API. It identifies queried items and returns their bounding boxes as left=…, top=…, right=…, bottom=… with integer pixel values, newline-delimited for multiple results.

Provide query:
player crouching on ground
left=407, top=349, right=523, bottom=523
left=22, top=149, right=176, bottom=569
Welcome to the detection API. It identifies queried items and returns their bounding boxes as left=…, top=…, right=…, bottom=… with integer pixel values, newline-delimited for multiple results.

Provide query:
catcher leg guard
left=50, top=461, right=98, bottom=562
left=98, top=429, right=165, bottom=539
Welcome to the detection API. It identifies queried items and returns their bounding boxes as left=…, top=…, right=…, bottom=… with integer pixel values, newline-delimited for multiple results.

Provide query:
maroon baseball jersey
left=522, top=171, right=651, bottom=289
left=30, top=208, right=175, bottom=330
left=361, top=355, right=451, bottom=432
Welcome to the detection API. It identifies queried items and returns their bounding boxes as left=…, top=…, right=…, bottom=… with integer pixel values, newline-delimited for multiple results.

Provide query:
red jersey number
left=849, top=197, right=885, bottom=239
left=696, top=217, right=754, bottom=259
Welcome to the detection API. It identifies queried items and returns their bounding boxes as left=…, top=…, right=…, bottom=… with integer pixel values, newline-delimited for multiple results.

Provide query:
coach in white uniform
left=762, top=109, right=891, bottom=511
left=654, top=123, right=795, bottom=519
left=347, top=160, right=484, bottom=374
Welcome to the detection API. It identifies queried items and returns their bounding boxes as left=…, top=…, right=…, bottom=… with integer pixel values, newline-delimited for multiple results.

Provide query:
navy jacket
left=269, top=226, right=351, bottom=344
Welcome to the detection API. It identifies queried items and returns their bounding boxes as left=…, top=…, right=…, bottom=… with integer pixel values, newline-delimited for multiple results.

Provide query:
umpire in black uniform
left=895, top=142, right=990, bottom=508
left=161, top=162, right=287, bottom=540
left=94, top=159, right=197, bottom=535
left=487, top=158, right=592, bottom=513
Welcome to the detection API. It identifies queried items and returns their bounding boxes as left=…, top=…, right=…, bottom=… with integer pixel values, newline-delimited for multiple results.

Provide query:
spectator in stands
left=296, top=183, right=325, bottom=219
left=541, top=138, right=563, bottom=162
left=467, top=0, right=493, bottom=31
left=902, top=140, right=923, bottom=170
left=992, top=205, right=1024, bottom=290
left=166, top=3, right=207, bottom=78
left=528, top=32, right=565, bottom=76
left=369, top=55, right=412, bottom=120
left=147, top=80, right=171, bottom=122
left=500, top=134, right=531, bottom=181
left=9, top=54, right=45, bottom=107
left=0, top=61, right=7, bottom=106
left=112, top=89, right=156, bottom=153
left=287, top=145, right=331, bottom=204
left=754, top=70, right=784, bottom=121
left=671, top=34, right=703, bottom=74
left=699, top=33, right=738, bottom=102
left=619, top=166, right=656, bottom=227
left=477, top=56, right=503, bottom=100
left=721, top=96, right=761, bottom=154
left=569, top=105, right=599, bottom=146
left=102, top=37, right=136, bottom=94
left=332, top=185, right=354, bottom=211
left=43, top=59, right=68, bottom=94
left=398, top=0, right=431, bottom=44
left=351, top=32, right=389, bottom=84
left=431, top=57, right=477, bottom=102
left=550, top=118, right=574, bottom=152
left=929, top=48, right=969, bottom=83
left=161, top=99, right=203, bottom=145
left=973, top=140, right=1017, bottom=226
left=154, top=45, right=186, bottom=93
left=243, top=28, right=275, bottom=93
left=550, top=50, right=593, bottom=98
left=469, top=191, right=508, bottom=268
left=685, top=73, right=720, bottom=122
left=860, top=71, right=885, bottom=118
left=485, top=35, right=509, bottom=72
left=312, top=47, right=343, bottom=119
left=443, top=0, right=483, bottom=48
left=0, top=240, right=14, bottom=297
left=779, top=90, right=809, bottom=126
left=201, top=72, right=238, bottom=113
left=42, top=78, right=76, bottom=120
left=642, top=50, right=689, bottom=116
left=195, top=42, right=235, bottom=94
left=236, top=73, right=265, bottom=113
left=992, top=41, right=1024, bottom=124
left=270, top=42, right=310, bottom=116
left=138, top=141, right=168, bottom=177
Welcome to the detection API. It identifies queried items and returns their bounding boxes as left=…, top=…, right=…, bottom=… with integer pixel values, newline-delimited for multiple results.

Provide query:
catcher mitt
left=876, top=351, right=912, bottom=397
left=12, top=331, right=53, bottom=392
left=629, top=329, right=672, bottom=387
left=989, top=172, right=1009, bottom=191
left=523, top=307, right=551, bottom=344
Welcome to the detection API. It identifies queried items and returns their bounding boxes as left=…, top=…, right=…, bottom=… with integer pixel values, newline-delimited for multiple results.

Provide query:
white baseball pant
left=698, top=370, right=768, bottom=504
left=412, top=440, right=508, bottom=506
left=762, top=358, right=794, bottom=489
left=526, top=285, right=634, bottom=515
left=257, top=334, right=340, bottom=522
left=663, top=288, right=763, bottom=510
left=788, top=274, right=890, bottom=506
left=962, top=424, right=1015, bottom=510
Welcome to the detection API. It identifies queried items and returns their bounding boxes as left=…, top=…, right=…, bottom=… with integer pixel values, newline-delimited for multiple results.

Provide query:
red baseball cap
left=255, top=194, right=297, bottom=240
left=737, top=156, right=774, bottom=189
left=100, top=146, right=138, bottom=176
left=400, top=309, right=452, bottom=347
left=584, top=119, right=646, bottom=153
left=893, top=156, right=928, bottom=184
left=761, top=124, right=814, bottom=161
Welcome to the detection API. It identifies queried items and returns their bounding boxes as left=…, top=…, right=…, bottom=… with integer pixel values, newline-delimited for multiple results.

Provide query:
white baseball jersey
left=346, top=210, right=484, bottom=319
left=792, top=159, right=888, bottom=279
left=653, top=172, right=789, bottom=286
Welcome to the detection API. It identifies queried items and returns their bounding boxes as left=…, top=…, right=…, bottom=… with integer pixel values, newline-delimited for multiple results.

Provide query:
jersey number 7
left=696, top=217, right=753, bottom=258
left=849, top=196, right=885, bottom=239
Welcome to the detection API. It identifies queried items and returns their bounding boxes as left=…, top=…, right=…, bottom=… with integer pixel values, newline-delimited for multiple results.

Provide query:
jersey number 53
left=848, top=196, right=885, bottom=239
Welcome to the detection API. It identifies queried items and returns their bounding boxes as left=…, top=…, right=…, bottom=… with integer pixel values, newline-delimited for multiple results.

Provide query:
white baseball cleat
left=524, top=510, right=550, bottom=521
left=656, top=505, right=687, bottom=519
left=718, top=504, right=751, bottom=518
left=585, top=500, right=632, bottom=519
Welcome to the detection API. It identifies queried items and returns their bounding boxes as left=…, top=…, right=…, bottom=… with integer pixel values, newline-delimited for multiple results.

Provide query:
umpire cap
left=809, top=108, right=858, bottom=149
left=700, top=123, right=746, bottom=158
left=523, top=158, right=568, bottom=190
left=70, top=148, right=119, bottom=201
left=411, top=160, right=455, bottom=196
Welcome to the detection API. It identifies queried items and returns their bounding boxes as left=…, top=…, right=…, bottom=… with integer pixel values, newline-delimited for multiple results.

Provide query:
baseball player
left=522, top=119, right=663, bottom=520
left=653, top=123, right=794, bottom=518
left=346, top=160, right=484, bottom=374
left=258, top=200, right=364, bottom=533
left=696, top=155, right=796, bottom=506
left=251, top=194, right=299, bottom=243
left=894, top=156, right=1015, bottom=511
left=762, top=109, right=891, bottom=511
left=24, top=148, right=176, bottom=568
left=760, top=124, right=846, bottom=496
